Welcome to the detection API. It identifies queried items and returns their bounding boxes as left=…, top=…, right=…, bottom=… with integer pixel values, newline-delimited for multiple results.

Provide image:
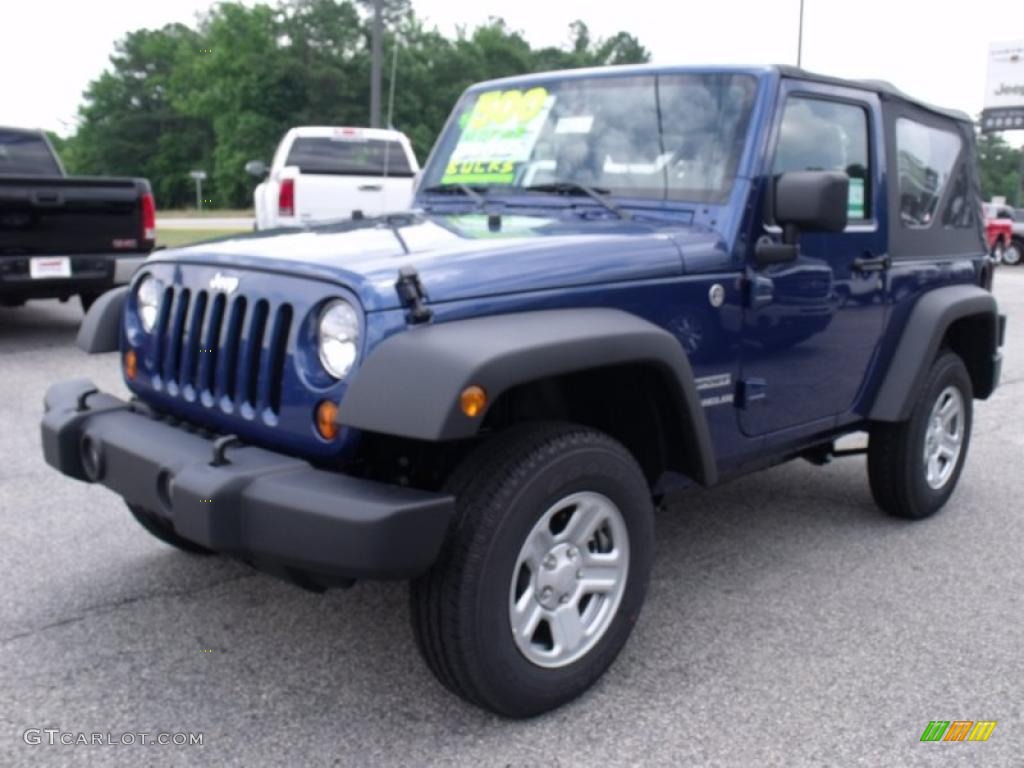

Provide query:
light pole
left=189, top=170, right=207, bottom=211
left=370, top=0, right=383, bottom=127
left=797, top=0, right=805, bottom=68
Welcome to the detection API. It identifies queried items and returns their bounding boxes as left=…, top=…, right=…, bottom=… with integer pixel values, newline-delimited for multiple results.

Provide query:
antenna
left=383, top=39, right=400, bottom=178
left=797, top=0, right=805, bottom=67
left=386, top=38, right=399, bottom=129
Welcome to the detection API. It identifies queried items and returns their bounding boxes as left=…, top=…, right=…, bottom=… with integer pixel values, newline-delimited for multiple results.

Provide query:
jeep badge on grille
left=209, top=272, right=239, bottom=294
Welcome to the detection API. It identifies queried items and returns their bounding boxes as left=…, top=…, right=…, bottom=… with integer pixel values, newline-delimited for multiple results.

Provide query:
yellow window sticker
left=442, top=87, right=554, bottom=184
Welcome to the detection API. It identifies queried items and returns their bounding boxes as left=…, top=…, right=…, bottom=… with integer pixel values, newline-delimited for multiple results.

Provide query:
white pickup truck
left=247, top=126, right=420, bottom=230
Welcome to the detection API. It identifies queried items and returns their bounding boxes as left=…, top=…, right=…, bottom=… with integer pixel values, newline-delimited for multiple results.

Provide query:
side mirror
left=776, top=170, right=849, bottom=233
left=245, top=160, right=268, bottom=178
left=756, top=171, right=850, bottom=266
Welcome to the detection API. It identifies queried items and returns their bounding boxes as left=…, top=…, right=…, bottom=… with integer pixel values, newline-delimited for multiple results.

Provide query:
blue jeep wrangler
left=42, top=65, right=1005, bottom=717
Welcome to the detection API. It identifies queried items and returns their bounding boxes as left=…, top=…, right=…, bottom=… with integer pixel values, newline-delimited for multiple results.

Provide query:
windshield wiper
left=420, top=183, right=487, bottom=208
left=523, top=180, right=631, bottom=220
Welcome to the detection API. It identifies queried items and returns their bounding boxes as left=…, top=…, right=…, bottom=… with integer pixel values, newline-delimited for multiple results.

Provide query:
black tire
left=126, top=503, right=215, bottom=555
left=410, top=422, right=654, bottom=718
left=1004, top=237, right=1023, bottom=267
left=868, top=351, right=973, bottom=519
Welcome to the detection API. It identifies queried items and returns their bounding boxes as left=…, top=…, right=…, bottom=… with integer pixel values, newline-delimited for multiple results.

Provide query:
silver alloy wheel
left=923, top=385, right=965, bottom=490
left=508, top=491, right=630, bottom=669
left=1003, top=243, right=1022, bottom=266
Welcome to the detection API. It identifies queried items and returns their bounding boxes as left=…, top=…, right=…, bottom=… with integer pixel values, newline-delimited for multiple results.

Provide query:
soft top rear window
left=285, top=137, right=414, bottom=177
left=0, top=129, right=62, bottom=176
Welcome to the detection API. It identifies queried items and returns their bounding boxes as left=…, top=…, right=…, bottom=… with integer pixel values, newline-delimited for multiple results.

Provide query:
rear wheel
left=410, top=423, right=654, bottom=717
left=867, top=351, right=973, bottom=519
left=127, top=503, right=214, bottom=554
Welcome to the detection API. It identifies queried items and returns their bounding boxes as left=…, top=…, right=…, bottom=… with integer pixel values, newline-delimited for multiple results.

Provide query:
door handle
left=852, top=254, right=890, bottom=273
left=358, top=184, right=383, bottom=192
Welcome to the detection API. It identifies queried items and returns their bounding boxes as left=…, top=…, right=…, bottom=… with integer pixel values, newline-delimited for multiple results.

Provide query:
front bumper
left=41, top=379, right=454, bottom=583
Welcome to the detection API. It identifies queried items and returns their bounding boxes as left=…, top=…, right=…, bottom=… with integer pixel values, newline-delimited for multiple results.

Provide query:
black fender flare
left=76, top=286, right=127, bottom=354
left=869, top=284, right=999, bottom=422
left=340, top=308, right=718, bottom=486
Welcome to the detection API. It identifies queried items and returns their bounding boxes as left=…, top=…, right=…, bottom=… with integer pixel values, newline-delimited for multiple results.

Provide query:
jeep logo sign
left=209, top=272, right=239, bottom=294
left=981, top=40, right=1024, bottom=132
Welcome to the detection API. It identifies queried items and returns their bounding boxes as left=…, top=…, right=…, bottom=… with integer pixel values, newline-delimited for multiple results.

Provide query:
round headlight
left=136, top=275, right=161, bottom=333
left=318, top=299, right=359, bottom=379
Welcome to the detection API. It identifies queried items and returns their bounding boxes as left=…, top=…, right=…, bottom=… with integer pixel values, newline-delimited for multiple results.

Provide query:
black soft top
left=775, top=65, right=972, bottom=125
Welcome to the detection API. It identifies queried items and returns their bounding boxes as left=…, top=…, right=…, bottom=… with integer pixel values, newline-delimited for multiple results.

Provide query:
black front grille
left=152, top=287, right=293, bottom=417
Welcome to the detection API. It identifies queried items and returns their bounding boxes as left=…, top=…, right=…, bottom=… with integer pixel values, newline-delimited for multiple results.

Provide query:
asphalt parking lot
left=2, top=270, right=1022, bottom=767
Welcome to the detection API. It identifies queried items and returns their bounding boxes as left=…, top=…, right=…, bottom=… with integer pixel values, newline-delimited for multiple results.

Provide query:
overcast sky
left=3, top=0, right=1023, bottom=143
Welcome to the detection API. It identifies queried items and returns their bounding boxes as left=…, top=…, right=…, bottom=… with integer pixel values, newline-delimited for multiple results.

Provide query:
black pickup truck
left=0, top=127, right=155, bottom=311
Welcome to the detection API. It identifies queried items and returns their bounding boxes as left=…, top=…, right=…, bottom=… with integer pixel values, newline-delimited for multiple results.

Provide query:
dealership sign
left=981, top=41, right=1024, bottom=132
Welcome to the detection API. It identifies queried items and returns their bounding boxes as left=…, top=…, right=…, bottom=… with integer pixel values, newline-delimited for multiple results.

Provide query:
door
left=738, top=83, right=887, bottom=436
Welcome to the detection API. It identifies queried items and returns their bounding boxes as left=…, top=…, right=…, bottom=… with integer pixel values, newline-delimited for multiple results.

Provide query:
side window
left=773, top=97, right=871, bottom=220
left=895, top=118, right=962, bottom=228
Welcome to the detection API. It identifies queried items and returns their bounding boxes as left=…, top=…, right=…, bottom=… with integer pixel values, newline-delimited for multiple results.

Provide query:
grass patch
left=156, top=228, right=248, bottom=249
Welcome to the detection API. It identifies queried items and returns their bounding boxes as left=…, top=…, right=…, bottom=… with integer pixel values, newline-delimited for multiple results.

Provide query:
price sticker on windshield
left=442, top=87, right=554, bottom=184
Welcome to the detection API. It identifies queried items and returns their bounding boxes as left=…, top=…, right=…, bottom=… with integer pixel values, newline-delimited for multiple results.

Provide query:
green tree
left=68, top=24, right=211, bottom=206
left=173, top=3, right=308, bottom=207
left=978, top=131, right=1023, bottom=206
left=64, top=0, right=652, bottom=209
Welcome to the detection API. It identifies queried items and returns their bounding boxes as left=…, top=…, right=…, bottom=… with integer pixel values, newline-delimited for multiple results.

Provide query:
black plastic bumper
left=41, top=379, right=454, bottom=582
left=0, top=253, right=145, bottom=302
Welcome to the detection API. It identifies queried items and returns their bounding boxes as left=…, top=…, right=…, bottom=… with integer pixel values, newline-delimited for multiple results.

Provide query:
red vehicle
left=983, top=202, right=1023, bottom=265
left=983, top=205, right=1014, bottom=262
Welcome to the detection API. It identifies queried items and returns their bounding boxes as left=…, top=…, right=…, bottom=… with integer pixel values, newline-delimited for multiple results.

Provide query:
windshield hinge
left=395, top=266, right=433, bottom=324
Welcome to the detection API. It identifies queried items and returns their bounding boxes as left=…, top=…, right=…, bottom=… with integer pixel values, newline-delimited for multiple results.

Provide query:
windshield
left=421, top=72, right=758, bottom=204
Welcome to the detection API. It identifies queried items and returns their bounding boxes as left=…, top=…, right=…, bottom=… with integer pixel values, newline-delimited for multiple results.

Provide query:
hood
left=156, top=212, right=722, bottom=312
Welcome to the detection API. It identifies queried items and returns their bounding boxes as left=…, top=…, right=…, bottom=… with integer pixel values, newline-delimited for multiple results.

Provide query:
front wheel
left=867, top=351, right=973, bottom=519
left=1003, top=238, right=1023, bottom=266
left=410, top=423, right=654, bottom=717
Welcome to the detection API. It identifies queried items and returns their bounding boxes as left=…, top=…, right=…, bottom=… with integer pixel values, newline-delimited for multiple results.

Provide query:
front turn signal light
left=460, top=385, right=487, bottom=418
left=124, top=350, right=138, bottom=380
left=315, top=400, right=339, bottom=440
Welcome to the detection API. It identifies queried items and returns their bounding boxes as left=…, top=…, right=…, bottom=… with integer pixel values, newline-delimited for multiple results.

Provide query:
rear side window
left=895, top=118, right=961, bottom=228
left=772, top=97, right=871, bottom=220
left=285, top=137, right=414, bottom=177
left=0, top=129, right=62, bottom=176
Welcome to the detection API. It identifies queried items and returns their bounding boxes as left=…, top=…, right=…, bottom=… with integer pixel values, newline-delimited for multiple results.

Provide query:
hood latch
left=395, top=265, right=433, bottom=324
